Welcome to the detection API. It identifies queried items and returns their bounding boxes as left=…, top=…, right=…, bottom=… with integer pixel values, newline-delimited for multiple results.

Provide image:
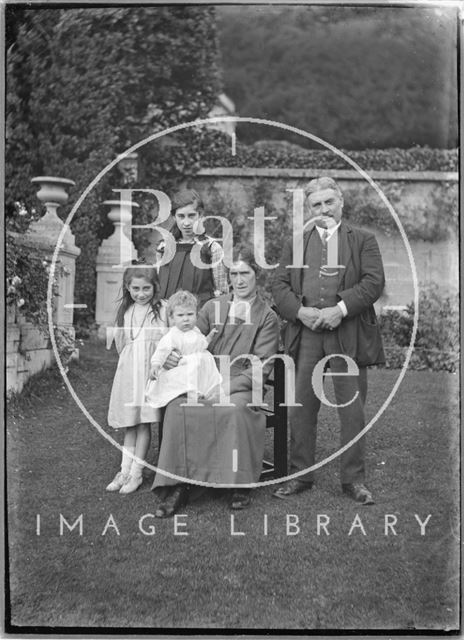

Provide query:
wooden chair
left=259, top=356, right=288, bottom=479
left=157, top=357, right=288, bottom=480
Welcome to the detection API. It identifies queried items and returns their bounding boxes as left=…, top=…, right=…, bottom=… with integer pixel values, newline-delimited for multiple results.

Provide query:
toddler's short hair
left=167, top=290, right=198, bottom=316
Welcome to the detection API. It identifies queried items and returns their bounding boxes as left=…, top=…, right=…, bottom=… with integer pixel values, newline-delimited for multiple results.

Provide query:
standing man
left=271, top=177, right=385, bottom=504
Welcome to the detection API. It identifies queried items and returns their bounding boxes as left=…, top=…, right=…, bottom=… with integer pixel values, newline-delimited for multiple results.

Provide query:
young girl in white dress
left=106, top=266, right=167, bottom=494
left=145, top=290, right=222, bottom=408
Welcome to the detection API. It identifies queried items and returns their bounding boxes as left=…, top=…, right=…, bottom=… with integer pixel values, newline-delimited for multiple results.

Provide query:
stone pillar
left=6, top=176, right=79, bottom=394
left=29, top=176, right=81, bottom=320
left=29, top=176, right=81, bottom=327
left=95, top=199, right=139, bottom=339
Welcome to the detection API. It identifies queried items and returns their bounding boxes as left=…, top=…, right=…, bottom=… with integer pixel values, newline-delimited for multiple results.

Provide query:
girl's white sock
left=121, top=446, right=135, bottom=476
left=130, top=460, right=144, bottom=480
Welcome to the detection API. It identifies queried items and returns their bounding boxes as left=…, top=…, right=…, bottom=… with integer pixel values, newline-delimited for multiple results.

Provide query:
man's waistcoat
left=302, top=231, right=339, bottom=308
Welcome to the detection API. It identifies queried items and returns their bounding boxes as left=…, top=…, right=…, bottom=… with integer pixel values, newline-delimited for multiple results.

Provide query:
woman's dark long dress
left=152, top=294, right=279, bottom=486
left=158, top=241, right=216, bottom=308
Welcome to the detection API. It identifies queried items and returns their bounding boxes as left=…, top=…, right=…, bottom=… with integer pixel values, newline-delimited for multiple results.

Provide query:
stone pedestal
left=7, top=176, right=80, bottom=394
left=96, top=199, right=139, bottom=339
left=29, top=176, right=81, bottom=328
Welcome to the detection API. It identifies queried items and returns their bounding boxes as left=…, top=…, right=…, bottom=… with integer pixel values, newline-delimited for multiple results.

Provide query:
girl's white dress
left=107, top=303, right=167, bottom=429
left=145, top=326, right=223, bottom=409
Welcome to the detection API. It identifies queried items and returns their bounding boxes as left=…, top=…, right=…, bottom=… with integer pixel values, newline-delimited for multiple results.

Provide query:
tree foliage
left=6, top=6, right=222, bottom=313
left=218, top=5, right=458, bottom=149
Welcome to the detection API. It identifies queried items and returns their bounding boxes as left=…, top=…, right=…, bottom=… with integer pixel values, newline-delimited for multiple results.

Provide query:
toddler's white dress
left=145, top=326, right=223, bottom=408
left=107, top=303, right=167, bottom=429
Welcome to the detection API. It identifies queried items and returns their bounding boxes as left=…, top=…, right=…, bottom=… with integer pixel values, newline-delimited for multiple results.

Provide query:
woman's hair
left=166, top=290, right=198, bottom=318
left=231, top=243, right=260, bottom=275
left=170, top=188, right=207, bottom=242
left=115, top=266, right=162, bottom=327
left=229, top=243, right=266, bottom=290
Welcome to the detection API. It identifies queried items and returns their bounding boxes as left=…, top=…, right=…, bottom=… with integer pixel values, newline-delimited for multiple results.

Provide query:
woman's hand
left=163, top=349, right=182, bottom=370
left=206, top=328, right=218, bottom=345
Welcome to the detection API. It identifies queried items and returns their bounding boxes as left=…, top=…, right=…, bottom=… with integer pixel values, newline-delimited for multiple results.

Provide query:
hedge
left=379, top=286, right=458, bottom=373
left=196, top=136, right=458, bottom=172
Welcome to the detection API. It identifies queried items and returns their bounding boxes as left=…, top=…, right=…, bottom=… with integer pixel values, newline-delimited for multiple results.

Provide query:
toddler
left=145, top=290, right=222, bottom=407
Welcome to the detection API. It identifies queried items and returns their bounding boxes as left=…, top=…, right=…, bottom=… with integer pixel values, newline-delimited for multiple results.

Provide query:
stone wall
left=6, top=305, right=54, bottom=395
left=186, top=168, right=459, bottom=308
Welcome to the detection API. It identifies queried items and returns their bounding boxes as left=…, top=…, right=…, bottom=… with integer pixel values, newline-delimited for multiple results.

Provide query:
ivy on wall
left=197, top=138, right=458, bottom=172
left=142, top=133, right=458, bottom=253
left=342, top=181, right=458, bottom=241
left=195, top=175, right=458, bottom=253
left=6, top=234, right=50, bottom=327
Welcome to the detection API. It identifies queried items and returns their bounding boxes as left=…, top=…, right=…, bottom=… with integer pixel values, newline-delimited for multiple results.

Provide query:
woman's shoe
left=106, top=472, right=129, bottom=492
left=119, top=475, right=143, bottom=494
left=229, top=489, right=251, bottom=509
left=155, top=485, right=189, bottom=518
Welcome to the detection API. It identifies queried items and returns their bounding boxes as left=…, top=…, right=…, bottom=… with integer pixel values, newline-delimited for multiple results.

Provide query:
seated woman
left=152, top=245, right=279, bottom=516
left=157, top=188, right=229, bottom=308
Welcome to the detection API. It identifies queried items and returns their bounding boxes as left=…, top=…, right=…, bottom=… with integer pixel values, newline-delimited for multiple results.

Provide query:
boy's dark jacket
left=271, top=221, right=386, bottom=366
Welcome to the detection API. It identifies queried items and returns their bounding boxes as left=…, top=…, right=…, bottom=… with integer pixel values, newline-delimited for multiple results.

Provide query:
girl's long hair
left=115, top=266, right=162, bottom=327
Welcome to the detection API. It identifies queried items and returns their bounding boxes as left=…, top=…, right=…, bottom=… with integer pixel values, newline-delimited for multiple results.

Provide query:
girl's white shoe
left=106, top=472, right=129, bottom=492
left=119, top=475, right=143, bottom=494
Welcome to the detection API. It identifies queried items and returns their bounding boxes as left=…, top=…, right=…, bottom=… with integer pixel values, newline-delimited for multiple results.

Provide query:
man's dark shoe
left=273, top=479, right=313, bottom=499
left=155, top=484, right=189, bottom=518
left=342, top=483, right=375, bottom=505
left=229, top=489, right=251, bottom=510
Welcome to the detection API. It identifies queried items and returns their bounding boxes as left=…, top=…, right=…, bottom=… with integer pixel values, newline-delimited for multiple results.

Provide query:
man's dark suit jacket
left=271, top=221, right=386, bottom=367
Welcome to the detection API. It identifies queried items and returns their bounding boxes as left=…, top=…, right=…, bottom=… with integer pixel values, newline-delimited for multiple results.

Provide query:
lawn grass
left=6, top=341, right=460, bottom=630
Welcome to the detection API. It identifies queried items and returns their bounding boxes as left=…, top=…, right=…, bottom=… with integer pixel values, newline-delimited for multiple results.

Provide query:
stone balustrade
left=95, top=199, right=139, bottom=339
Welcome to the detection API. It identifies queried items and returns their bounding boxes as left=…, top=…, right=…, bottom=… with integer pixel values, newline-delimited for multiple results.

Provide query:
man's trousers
left=289, top=326, right=368, bottom=484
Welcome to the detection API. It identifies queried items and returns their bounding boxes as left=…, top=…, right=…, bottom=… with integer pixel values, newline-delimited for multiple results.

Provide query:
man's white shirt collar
left=316, top=222, right=341, bottom=240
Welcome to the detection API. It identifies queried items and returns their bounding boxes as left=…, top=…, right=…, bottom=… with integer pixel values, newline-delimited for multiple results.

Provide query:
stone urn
left=31, top=176, right=75, bottom=207
left=30, top=176, right=76, bottom=246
